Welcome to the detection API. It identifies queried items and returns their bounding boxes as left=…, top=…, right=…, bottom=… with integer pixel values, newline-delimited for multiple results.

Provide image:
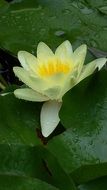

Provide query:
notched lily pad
left=47, top=70, right=107, bottom=183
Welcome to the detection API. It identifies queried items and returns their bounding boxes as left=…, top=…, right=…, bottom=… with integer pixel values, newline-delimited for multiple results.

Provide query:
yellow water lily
left=13, top=41, right=107, bottom=137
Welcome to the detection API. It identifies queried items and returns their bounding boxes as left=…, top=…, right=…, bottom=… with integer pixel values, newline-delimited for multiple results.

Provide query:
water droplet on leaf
left=54, top=30, right=66, bottom=37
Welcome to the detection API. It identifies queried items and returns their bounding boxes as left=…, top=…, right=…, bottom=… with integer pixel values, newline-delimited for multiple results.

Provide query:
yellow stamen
left=38, top=58, right=73, bottom=77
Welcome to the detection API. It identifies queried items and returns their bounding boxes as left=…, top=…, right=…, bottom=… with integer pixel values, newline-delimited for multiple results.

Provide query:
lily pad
left=0, top=93, right=41, bottom=145
left=0, top=174, right=59, bottom=190
left=0, top=0, right=107, bottom=54
left=0, top=143, right=77, bottom=190
left=0, top=92, right=76, bottom=190
left=78, top=176, right=107, bottom=190
left=47, top=70, right=107, bottom=183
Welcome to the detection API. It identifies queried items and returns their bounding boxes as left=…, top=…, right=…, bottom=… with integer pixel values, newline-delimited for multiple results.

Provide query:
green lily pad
left=0, top=0, right=9, bottom=12
left=0, top=143, right=76, bottom=190
left=0, top=92, right=76, bottom=190
left=0, top=93, right=41, bottom=145
left=0, top=0, right=107, bottom=54
left=47, top=70, right=107, bottom=183
left=78, top=176, right=107, bottom=190
left=0, top=174, right=59, bottom=190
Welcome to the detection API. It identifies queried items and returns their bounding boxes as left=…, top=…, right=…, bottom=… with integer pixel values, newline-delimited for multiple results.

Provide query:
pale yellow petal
left=60, top=75, right=76, bottom=97
left=41, top=100, right=62, bottom=137
left=45, top=73, right=70, bottom=99
left=14, top=88, right=49, bottom=102
left=18, top=51, right=38, bottom=73
left=55, top=40, right=73, bottom=60
left=46, top=72, right=76, bottom=99
left=43, top=86, right=61, bottom=100
left=77, top=58, right=107, bottom=83
left=13, top=66, right=48, bottom=93
left=73, top=44, right=87, bottom=76
left=37, top=42, right=54, bottom=61
left=48, top=73, right=67, bottom=85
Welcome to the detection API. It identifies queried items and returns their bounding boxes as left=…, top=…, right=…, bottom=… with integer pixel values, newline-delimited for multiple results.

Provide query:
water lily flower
left=13, top=41, right=107, bottom=137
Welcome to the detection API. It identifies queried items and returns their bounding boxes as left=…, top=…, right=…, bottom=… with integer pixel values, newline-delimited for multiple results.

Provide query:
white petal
left=18, top=51, right=38, bottom=72
left=41, top=101, right=62, bottom=137
left=13, top=67, right=48, bottom=93
left=73, top=44, right=87, bottom=76
left=60, top=75, right=76, bottom=97
left=55, top=40, right=73, bottom=60
left=37, top=42, right=54, bottom=61
left=77, top=58, right=107, bottom=83
left=43, top=73, right=70, bottom=99
left=0, top=92, right=11, bottom=96
left=44, top=86, right=61, bottom=100
left=14, top=88, right=49, bottom=102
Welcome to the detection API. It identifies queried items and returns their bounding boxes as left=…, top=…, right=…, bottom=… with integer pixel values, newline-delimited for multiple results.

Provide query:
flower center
left=38, top=58, right=72, bottom=77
